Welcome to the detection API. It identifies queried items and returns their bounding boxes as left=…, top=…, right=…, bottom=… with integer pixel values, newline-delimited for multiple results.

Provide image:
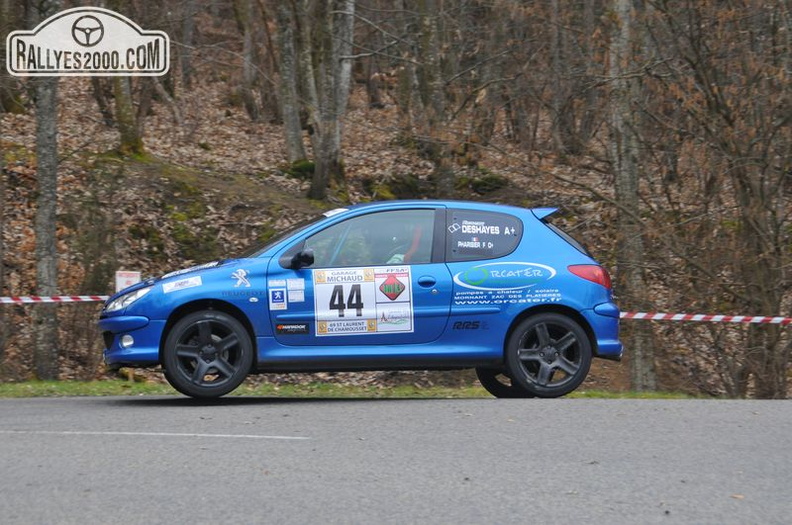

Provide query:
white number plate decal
left=313, top=267, right=414, bottom=336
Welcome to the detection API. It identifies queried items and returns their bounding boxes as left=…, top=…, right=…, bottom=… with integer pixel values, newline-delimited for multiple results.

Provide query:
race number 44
left=328, top=284, right=364, bottom=318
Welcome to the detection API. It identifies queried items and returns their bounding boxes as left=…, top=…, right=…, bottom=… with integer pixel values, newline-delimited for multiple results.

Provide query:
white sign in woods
left=115, top=271, right=141, bottom=293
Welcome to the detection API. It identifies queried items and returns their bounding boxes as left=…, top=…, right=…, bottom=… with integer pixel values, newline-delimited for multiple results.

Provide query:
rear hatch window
left=541, top=218, right=592, bottom=257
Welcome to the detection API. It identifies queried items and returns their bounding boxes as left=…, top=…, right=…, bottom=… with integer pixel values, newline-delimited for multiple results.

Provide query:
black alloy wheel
left=504, top=313, right=592, bottom=398
left=163, top=310, right=253, bottom=398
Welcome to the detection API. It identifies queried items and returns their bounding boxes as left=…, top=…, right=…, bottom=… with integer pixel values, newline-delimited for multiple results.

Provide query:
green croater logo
left=453, top=262, right=556, bottom=291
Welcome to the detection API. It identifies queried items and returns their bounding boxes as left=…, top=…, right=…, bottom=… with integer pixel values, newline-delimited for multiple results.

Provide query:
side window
left=446, top=209, right=523, bottom=262
left=305, top=209, right=436, bottom=268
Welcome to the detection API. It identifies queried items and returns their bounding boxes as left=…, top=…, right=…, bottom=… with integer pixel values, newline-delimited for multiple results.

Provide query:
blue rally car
left=99, top=201, right=621, bottom=398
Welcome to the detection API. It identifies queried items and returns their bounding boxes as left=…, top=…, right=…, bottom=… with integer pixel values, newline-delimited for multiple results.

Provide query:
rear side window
left=446, top=209, right=523, bottom=261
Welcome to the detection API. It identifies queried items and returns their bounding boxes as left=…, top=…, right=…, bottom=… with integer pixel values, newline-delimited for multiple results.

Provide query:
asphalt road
left=1, top=396, right=790, bottom=524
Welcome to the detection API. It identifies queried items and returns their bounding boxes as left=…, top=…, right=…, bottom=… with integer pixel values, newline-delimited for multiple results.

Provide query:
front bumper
left=99, top=315, right=165, bottom=368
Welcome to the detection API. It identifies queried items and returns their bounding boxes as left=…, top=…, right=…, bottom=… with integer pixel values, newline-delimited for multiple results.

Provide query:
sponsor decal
left=6, top=6, right=170, bottom=77
left=221, top=290, right=258, bottom=298
left=269, top=289, right=287, bottom=310
left=379, top=274, right=405, bottom=301
left=378, top=309, right=411, bottom=327
left=162, top=276, right=202, bottom=294
left=314, top=268, right=374, bottom=284
left=452, top=321, right=482, bottom=330
left=318, top=319, right=378, bottom=335
left=232, top=268, right=251, bottom=288
left=460, top=219, right=500, bottom=235
left=314, top=266, right=414, bottom=336
left=276, top=323, right=309, bottom=335
left=453, top=262, right=556, bottom=291
left=453, top=288, right=562, bottom=306
left=287, top=278, right=305, bottom=303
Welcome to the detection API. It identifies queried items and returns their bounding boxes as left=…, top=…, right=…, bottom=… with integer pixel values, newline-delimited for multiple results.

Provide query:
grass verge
left=0, top=380, right=693, bottom=399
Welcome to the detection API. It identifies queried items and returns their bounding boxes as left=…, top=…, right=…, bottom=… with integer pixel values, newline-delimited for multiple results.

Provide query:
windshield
left=237, top=215, right=322, bottom=258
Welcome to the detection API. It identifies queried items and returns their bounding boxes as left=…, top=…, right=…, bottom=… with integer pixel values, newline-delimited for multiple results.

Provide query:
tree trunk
left=31, top=0, right=61, bottom=380
left=113, top=77, right=144, bottom=155
left=0, top=151, right=5, bottom=364
left=409, top=0, right=454, bottom=198
left=304, top=0, right=355, bottom=200
left=549, top=0, right=566, bottom=154
left=0, top=0, right=25, bottom=113
left=234, top=0, right=261, bottom=121
left=608, top=0, right=656, bottom=391
left=276, top=2, right=307, bottom=163
left=333, top=0, right=354, bottom=121
left=308, top=6, right=339, bottom=200
left=577, top=0, right=600, bottom=149
left=33, top=76, right=60, bottom=379
left=181, top=0, right=196, bottom=89
left=91, top=78, right=115, bottom=127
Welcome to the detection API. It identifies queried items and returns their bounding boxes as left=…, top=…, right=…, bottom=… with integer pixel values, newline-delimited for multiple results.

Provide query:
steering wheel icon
left=71, top=15, right=104, bottom=47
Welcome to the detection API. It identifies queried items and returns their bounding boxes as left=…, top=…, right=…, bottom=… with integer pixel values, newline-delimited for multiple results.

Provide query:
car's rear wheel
left=162, top=310, right=253, bottom=398
left=505, top=313, right=592, bottom=398
left=475, top=368, right=535, bottom=398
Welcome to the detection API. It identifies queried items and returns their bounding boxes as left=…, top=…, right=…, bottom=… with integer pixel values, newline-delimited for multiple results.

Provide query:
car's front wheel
left=162, top=310, right=253, bottom=398
left=504, top=313, right=592, bottom=398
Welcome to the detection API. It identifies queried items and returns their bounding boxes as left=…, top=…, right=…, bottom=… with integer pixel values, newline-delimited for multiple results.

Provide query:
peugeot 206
left=99, top=201, right=622, bottom=398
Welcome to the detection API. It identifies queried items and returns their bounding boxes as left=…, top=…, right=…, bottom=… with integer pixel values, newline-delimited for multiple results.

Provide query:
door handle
left=417, top=275, right=437, bottom=287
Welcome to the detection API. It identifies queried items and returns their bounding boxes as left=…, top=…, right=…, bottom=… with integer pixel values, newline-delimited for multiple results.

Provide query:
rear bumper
left=583, top=303, right=623, bottom=361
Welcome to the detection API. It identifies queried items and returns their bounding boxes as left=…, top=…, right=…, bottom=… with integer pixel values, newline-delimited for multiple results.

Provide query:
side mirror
left=289, top=249, right=314, bottom=269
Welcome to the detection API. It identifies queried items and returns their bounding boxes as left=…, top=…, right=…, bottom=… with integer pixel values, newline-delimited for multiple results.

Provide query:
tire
left=504, top=313, right=592, bottom=398
left=475, top=368, right=535, bottom=398
left=162, top=310, right=253, bottom=399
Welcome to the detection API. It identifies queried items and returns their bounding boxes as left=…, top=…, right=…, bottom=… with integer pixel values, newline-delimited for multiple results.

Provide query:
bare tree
left=180, top=0, right=197, bottom=89
left=641, top=0, right=791, bottom=397
left=276, top=1, right=307, bottom=163
left=608, top=0, right=656, bottom=390
left=30, top=0, right=61, bottom=380
left=0, top=148, right=5, bottom=365
left=234, top=0, right=262, bottom=121
left=293, top=0, right=355, bottom=200
left=0, top=0, right=25, bottom=114
left=112, top=77, right=145, bottom=155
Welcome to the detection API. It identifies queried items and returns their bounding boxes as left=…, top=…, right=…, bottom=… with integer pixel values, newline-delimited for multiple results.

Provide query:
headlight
left=104, top=286, right=152, bottom=313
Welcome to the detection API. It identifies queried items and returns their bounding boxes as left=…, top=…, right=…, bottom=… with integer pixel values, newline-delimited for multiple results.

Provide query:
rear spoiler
left=531, top=207, right=558, bottom=220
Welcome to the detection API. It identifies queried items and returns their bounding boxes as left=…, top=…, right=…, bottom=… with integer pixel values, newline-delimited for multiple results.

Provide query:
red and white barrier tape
left=0, top=295, right=109, bottom=304
left=620, top=312, right=791, bottom=326
left=1, top=296, right=790, bottom=326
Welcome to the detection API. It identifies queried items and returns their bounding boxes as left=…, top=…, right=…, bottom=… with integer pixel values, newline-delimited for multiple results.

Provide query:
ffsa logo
left=6, top=7, right=169, bottom=76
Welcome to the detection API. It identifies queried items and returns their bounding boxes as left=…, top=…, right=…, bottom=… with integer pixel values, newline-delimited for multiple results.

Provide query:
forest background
left=0, top=0, right=789, bottom=398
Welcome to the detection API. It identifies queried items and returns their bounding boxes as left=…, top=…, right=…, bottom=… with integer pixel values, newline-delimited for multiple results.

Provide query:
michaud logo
left=6, top=7, right=169, bottom=77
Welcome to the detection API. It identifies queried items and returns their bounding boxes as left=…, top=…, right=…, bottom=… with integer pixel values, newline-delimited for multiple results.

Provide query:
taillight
left=568, top=265, right=612, bottom=289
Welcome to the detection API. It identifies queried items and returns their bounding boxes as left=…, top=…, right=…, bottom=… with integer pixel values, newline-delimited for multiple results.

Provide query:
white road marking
left=0, top=430, right=309, bottom=440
